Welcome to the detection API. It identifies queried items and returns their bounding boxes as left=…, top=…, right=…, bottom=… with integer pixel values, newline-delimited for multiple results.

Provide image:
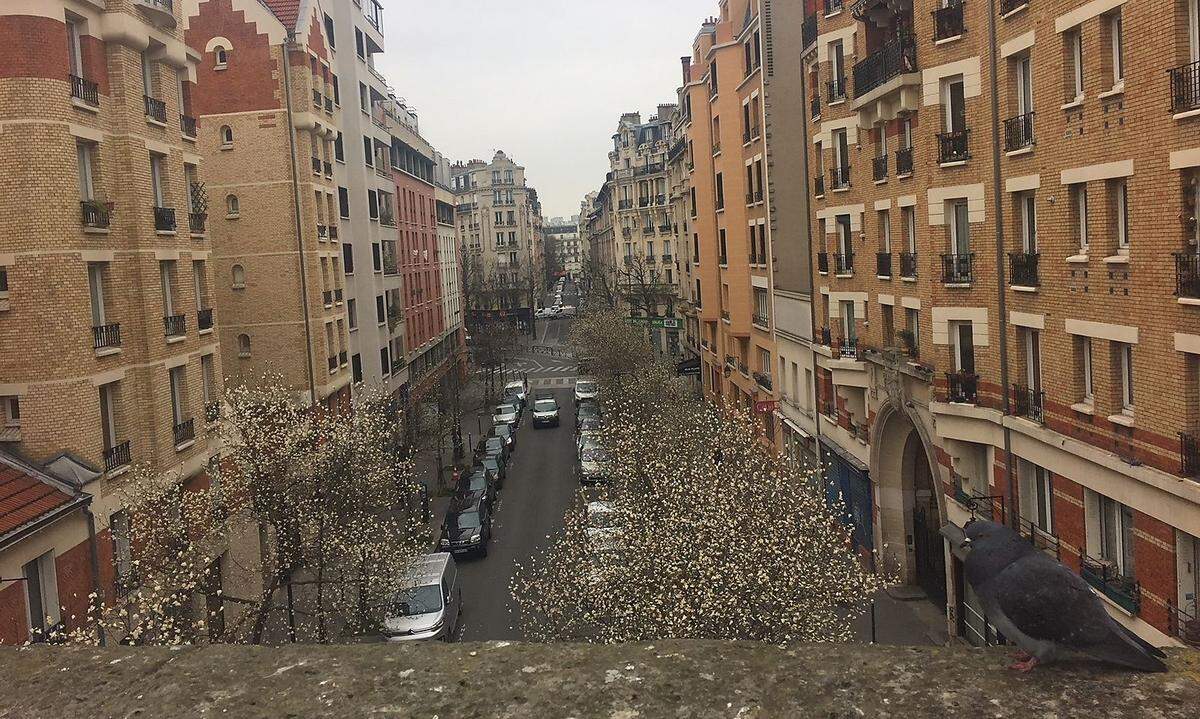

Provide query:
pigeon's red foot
left=1008, top=656, right=1039, bottom=673
left=1011, top=649, right=1032, bottom=662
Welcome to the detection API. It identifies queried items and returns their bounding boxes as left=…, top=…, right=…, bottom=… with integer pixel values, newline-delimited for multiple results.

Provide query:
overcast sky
left=379, top=0, right=704, bottom=220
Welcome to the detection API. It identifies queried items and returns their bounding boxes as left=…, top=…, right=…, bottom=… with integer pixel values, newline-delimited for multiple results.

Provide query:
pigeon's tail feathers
left=1087, top=630, right=1169, bottom=673
left=1115, top=622, right=1167, bottom=659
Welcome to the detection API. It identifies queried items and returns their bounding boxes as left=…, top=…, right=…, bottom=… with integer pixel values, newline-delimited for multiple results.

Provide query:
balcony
left=827, top=78, right=847, bottom=104
left=1012, top=384, right=1045, bottom=423
left=830, top=165, right=850, bottom=191
left=656, top=194, right=668, bottom=205
left=941, top=252, right=973, bottom=284
left=896, top=147, right=913, bottom=177
left=1008, top=252, right=1039, bottom=287
left=662, top=254, right=673, bottom=264
left=92, top=323, right=121, bottom=351
left=813, top=175, right=825, bottom=197
left=999, top=0, right=1028, bottom=14
left=1181, top=432, right=1200, bottom=479
left=811, top=95, right=821, bottom=119
left=205, top=401, right=219, bottom=424
left=1170, top=59, right=1200, bottom=114
left=937, top=129, right=970, bottom=164
left=197, top=307, right=214, bottom=332
left=817, top=252, right=829, bottom=274
left=189, top=212, right=207, bottom=234
left=70, top=75, right=99, bottom=107
left=180, top=114, right=197, bottom=138
left=837, top=337, right=861, bottom=360
left=872, top=155, right=887, bottom=182
left=876, top=252, right=892, bottom=278
left=852, top=35, right=918, bottom=99
left=144, top=95, right=167, bottom=123
left=932, top=1, right=965, bottom=41
left=618, top=199, right=633, bottom=210
left=834, top=252, right=854, bottom=276
left=945, top=371, right=979, bottom=404
left=1003, top=112, right=1034, bottom=152
left=164, top=314, right=187, bottom=337
left=80, top=200, right=112, bottom=229
left=1175, top=252, right=1200, bottom=298
left=824, top=0, right=843, bottom=14
left=753, top=371, right=772, bottom=390
left=154, top=206, right=176, bottom=232
left=900, top=251, right=918, bottom=278
left=638, top=197, right=651, bottom=208
left=173, top=417, right=195, bottom=448
left=803, top=14, right=817, bottom=48
left=1080, top=554, right=1141, bottom=614
left=712, top=141, right=722, bottom=155
left=103, top=440, right=131, bottom=473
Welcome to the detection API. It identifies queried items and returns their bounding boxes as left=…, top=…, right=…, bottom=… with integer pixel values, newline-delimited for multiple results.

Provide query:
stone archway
left=870, top=402, right=947, bottom=610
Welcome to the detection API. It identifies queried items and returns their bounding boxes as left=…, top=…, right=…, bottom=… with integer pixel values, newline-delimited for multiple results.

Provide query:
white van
left=383, top=553, right=461, bottom=642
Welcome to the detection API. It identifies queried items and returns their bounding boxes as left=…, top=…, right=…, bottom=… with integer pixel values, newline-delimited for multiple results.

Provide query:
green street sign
left=628, top=316, right=682, bottom=330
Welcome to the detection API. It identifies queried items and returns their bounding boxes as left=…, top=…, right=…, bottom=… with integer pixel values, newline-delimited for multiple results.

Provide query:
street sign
left=754, top=400, right=778, bottom=413
left=628, top=316, right=683, bottom=330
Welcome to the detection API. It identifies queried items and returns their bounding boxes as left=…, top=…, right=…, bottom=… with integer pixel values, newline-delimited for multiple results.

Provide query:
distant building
left=544, top=216, right=583, bottom=280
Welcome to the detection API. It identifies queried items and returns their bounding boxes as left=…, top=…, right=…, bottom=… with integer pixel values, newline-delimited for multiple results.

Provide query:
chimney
left=681, top=56, right=692, bottom=83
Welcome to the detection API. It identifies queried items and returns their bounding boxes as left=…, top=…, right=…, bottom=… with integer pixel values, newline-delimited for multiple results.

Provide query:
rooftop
left=0, top=451, right=86, bottom=547
left=2, top=642, right=1197, bottom=718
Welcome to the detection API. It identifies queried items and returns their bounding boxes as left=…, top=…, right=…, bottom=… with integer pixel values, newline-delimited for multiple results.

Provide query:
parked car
left=455, top=466, right=497, bottom=508
left=504, top=379, right=529, bottom=407
left=574, top=379, right=599, bottom=404
left=493, top=402, right=521, bottom=429
left=438, top=496, right=492, bottom=557
left=489, top=423, right=516, bottom=452
left=577, top=445, right=610, bottom=484
left=585, top=500, right=616, bottom=529
left=532, top=397, right=561, bottom=428
left=577, top=430, right=601, bottom=457
left=480, top=453, right=506, bottom=486
left=577, top=416, right=603, bottom=435
left=576, top=400, right=601, bottom=430
left=535, top=307, right=554, bottom=319
left=383, top=553, right=461, bottom=642
left=481, top=435, right=509, bottom=466
left=560, top=305, right=577, bottom=317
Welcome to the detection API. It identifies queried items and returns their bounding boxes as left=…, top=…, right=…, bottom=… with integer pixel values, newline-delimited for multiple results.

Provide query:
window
left=905, top=307, right=920, bottom=353
left=149, top=154, right=166, bottom=207
left=1016, top=55, right=1033, bottom=116
left=231, top=264, right=245, bottom=289
left=141, top=51, right=155, bottom=97
left=1119, top=342, right=1135, bottom=413
left=159, top=260, right=175, bottom=316
left=201, top=353, right=215, bottom=410
left=380, top=346, right=391, bottom=376
left=1080, top=336, right=1094, bottom=404
left=1089, top=491, right=1135, bottom=577
left=719, top=228, right=728, bottom=264
left=1114, top=179, right=1130, bottom=250
left=944, top=76, right=966, bottom=133
left=237, top=334, right=251, bottom=357
left=76, top=141, right=96, bottom=200
left=831, top=41, right=845, bottom=96
left=1019, top=192, right=1037, bottom=252
left=904, top=206, right=917, bottom=252
left=375, top=295, right=386, bottom=324
left=226, top=194, right=239, bottom=216
left=1024, top=328, right=1042, bottom=390
left=169, top=365, right=186, bottom=428
left=1108, top=11, right=1123, bottom=86
left=879, top=209, right=891, bottom=252
left=88, top=263, right=107, bottom=327
left=323, top=13, right=335, bottom=48
left=836, top=214, right=852, bottom=257
left=23, top=551, right=60, bottom=639
left=347, top=298, right=358, bottom=330
left=219, top=125, right=233, bottom=146
left=352, top=354, right=362, bottom=384
left=66, top=17, right=83, bottom=77
left=833, top=129, right=849, bottom=173
left=342, top=242, right=354, bottom=275
left=99, top=382, right=118, bottom=453
left=2, top=396, right=19, bottom=428
left=214, top=47, right=228, bottom=68
left=1068, top=30, right=1084, bottom=100
left=709, top=60, right=719, bottom=95
left=951, top=201, right=970, bottom=256
left=372, top=243, right=382, bottom=272
left=1073, top=184, right=1088, bottom=251
left=715, top=172, right=724, bottom=209
left=1018, top=459, right=1053, bottom=533
left=363, top=136, right=373, bottom=166
left=840, top=300, right=856, bottom=342
left=355, top=28, right=365, bottom=58
left=368, top=189, right=378, bottom=219
left=882, top=304, right=895, bottom=345
left=952, top=321, right=975, bottom=374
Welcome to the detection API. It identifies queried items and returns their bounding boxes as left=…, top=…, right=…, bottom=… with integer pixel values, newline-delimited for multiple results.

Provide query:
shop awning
left=675, top=357, right=702, bottom=377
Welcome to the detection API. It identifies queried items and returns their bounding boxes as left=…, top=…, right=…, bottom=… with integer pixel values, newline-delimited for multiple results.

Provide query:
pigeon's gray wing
left=989, top=553, right=1167, bottom=672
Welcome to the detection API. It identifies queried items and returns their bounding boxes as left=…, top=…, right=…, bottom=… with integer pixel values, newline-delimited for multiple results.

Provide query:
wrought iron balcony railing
left=1012, top=383, right=1045, bottom=423
left=834, top=252, right=854, bottom=275
left=164, top=314, right=187, bottom=337
left=999, top=0, right=1028, bottom=14
left=1080, top=553, right=1141, bottom=614
left=189, top=212, right=207, bottom=234
left=852, top=34, right=917, bottom=98
left=932, top=1, right=965, bottom=41
left=1170, top=59, right=1200, bottom=114
left=1003, top=112, right=1034, bottom=152
left=197, top=307, right=214, bottom=332
left=93, top=323, right=121, bottom=350
left=80, top=200, right=112, bottom=229
left=1175, top=252, right=1200, bottom=298
left=153, top=206, right=176, bottom=232
left=946, top=371, right=979, bottom=404
left=937, top=128, right=970, bottom=163
left=70, top=74, right=99, bottom=106
left=104, top=440, right=131, bottom=473
left=899, top=251, right=918, bottom=278
left=1009, top=251, right=1039, bottom=287
left=827, top=78, right=847, bottom=103
left=896, top=146, right=913, bottom=176
left=941, top=252, right=974, bottom=284
left=173, top=417, right=195, bottom=447
left=144, top=95, right=167, bottom=123
left=180, top=114, right=197, bottom=137
left=811, top=94, right=821, bottom=119
left=830, top=165, right=850, bottom=191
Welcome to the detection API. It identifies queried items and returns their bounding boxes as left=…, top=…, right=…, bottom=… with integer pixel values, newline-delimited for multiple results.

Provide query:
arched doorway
left=872, top=404, right=946, bottom=611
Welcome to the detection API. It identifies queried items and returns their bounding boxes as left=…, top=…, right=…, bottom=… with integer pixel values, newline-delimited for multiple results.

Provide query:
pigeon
left=963, top=519, right=1167, bottom=672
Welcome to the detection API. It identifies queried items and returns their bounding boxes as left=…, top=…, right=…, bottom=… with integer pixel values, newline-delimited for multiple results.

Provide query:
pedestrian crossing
left=529, top=376, right=579, bottom=388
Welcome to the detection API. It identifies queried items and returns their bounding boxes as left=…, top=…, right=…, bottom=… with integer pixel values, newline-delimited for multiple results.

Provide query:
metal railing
left=1009, top=251, right=1039, bottom=287
left=189, top=212, right=206, bottom=234
left=1003, top=112, right=1034, bottom=151
left=1181, top=431, right=1200, bottom=479
left=999, top=0, right=1028, bottom=14
left=824, top=0, right=843, bottom=14
left=753, top=371, right=772, bottom=389
left=811, top=94, right=821, bottom=119
left=941, top=252, right=974, bottom=283
left=197, top=307, right=214, bottom=331
left=80, top=201, right=112, bottom=229
left=103, top=440, right=131, bottom=473
left=817, top=252, right=830, bottom=274
left=813, top=175, right=826, bottom=196
left=1170, top=59, right=1200, bottom=114
left=144, top=95, right=166, bottom=123
left=876, top=252, right=892, bottom=277
left=827, top=78, right=847, bottom=103
left=1168, top=602, right=1200, bottom=647
left=180, top=114, right=197, bottom=137
left=205, top=401, right=220, bottom=423
left=70, top=74, right=99, bottom=106
left=334, top=288, right=343, bottom=303
left=830, top=165, right=851, bottom=190
left=317, top=224, right=329, bottom=239
left=173, top=417, right=195, bottom=447
left=1175, top=252, right=1200, bottom=298
left=1080, top=554, right=1141, bottom=614
left=93, top=323, right=121, bottom=350
left=933, top=1, right=965, bottom=40
left=153, top=206, right=176, bottom=232
left=900, top=251, right=918, bottom=278
left=872, top=155, right=887, bottom=181
left=946, top=371, right=979, bottom=404
left=896, top=146, right=913, bottom=176
left=1012, top=383, right=1044, bottom=423
left=853, top=34, right=918, bottom=97
left=164, top=314, right=186, bottom=337
left=834, top=252, right=854, bottom=275
left=937, top=128, right=970, bottom=163
left=837, top=336, right=861, bottom=360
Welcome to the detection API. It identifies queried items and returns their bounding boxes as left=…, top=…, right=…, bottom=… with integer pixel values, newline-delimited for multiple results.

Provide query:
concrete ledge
left=0, top=643, right=1197, bottom=718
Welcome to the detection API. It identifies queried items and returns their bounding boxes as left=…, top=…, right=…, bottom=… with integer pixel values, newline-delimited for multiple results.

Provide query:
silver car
left=574, top=378, right=599, bottom=404
left=383, top=553, right=461, bottom=642
left=493, top=402, right=520, bottom=429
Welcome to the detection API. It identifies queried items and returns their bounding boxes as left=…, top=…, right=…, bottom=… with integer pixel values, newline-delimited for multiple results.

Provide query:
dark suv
left=439, top=497, right=492, bottom=557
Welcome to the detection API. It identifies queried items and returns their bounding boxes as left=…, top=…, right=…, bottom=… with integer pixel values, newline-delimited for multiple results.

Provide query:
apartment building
left=0, top=0, right=223, bottom=642
left=434, top=154, right=465, bottom=350
left=452, top=151, right=544, bottom=329
left=668, top=89, right=701, bottom=381
left=544, top=216, right=582, bottom=281
left=686, top=2, right=778, bottom=437
left=186, top=0, right=350, bottom=407
left=803, top=0, right=1199, bottom=648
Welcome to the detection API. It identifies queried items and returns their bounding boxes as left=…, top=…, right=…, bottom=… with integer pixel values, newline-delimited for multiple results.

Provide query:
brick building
left=185, top=0, right=350, bottom=407
left=0, top=0, right=229, bottom=643
left=802, top=0, right=1199, bottom=647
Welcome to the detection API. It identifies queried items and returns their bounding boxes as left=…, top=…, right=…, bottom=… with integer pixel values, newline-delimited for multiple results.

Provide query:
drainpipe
left=280, top=35, right=319, bottom=405
left=82, top=504, right=105, bottom=646
left=796, top=36, right=826, bottom=459
left=986, top=0, right=1017, bottom=528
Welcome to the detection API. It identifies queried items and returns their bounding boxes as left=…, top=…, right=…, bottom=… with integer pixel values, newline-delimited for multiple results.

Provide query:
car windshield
left=581, top=447, right=608, bottom=462
left=495, top=405, right=517, bottom=415
left=492, top=425, right=511, bottom=437
left=576, top=381, right=597, bottom=393
left=392, top=584, right=443, bottom=617
left=534, top=400, right=557, bottom=412
left=449, top=509, right=482, bottom=529
left=486, top=438, right=504, bottom=452
left=482, top=458, right=499, bottom=471
left=505, top=382, right=524, bottom=391
left=465, top=473, right=488, bottom=491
